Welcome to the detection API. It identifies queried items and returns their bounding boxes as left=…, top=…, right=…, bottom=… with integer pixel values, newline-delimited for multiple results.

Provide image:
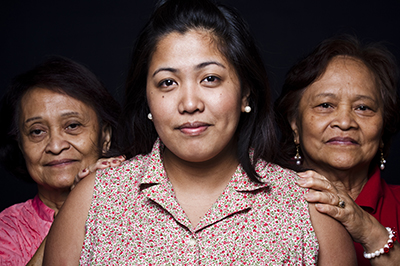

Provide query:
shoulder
left=0, top=198, right=34, bottom=228
left=256, top=161, right=303, bottom=196
left=387, top=183, right=400, bottom=200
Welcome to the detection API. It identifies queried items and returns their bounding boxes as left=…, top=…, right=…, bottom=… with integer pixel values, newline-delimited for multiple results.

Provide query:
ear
left=240, top=89, right=251, bottom=112
left=290, top=118, right=300, bottom=144
left=379, top=140, right=384, bottom=149
left=101, top=125, right=112, bottom=156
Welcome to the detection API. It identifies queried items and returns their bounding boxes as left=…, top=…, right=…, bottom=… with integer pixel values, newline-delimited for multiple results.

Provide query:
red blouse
left=354, top=167, right=400, bottom=266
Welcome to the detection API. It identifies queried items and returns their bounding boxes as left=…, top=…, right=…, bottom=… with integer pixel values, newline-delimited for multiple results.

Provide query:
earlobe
left=290, top=120, right=300, bottom=144
left=241, top=90, right=251, bottom=112
left=101, top=125, right=112, bottom=156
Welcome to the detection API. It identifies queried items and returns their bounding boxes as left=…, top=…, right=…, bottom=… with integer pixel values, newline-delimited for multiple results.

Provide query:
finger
left=109, top=157, right=124, bottom=167
left=87, top=160, right=110, bottom=173
left=298, top=170, right=329, bottom=181
left=77, top=167, right=90, bottom=179
left=304, top=189, right=341, bottom=206
left=297, top=175, right=338, bottom=194
left=313, top=203, right=348, bottom=224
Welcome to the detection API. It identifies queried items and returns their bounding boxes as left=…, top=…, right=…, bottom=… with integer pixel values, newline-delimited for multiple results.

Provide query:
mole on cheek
left=162, top=95, right=164, bottom=98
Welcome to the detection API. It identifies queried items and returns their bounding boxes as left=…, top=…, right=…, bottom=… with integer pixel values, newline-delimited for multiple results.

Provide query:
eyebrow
left=151, top=61, right=226, bottom=77
left=314, top=93, right=379, bottom=102
left=24, top=111, right=81, bottom=124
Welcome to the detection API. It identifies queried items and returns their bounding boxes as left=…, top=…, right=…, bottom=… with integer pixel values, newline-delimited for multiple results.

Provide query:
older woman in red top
left=275, top=35, right=400, bottom=265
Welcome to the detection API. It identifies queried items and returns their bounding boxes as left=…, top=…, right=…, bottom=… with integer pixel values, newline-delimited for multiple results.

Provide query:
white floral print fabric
left=80, top=139, right=318, bottom=265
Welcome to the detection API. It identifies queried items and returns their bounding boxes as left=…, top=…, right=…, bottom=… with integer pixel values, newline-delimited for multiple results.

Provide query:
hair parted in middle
left=119, top=0, right=278, bottom=183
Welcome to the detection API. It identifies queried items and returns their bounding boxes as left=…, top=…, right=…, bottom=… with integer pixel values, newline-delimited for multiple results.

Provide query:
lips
left=45, top=159, right=78, bottom=166
left=176, top=121, right=211, bottom=135
left=326, top=137, right=359, bottom=145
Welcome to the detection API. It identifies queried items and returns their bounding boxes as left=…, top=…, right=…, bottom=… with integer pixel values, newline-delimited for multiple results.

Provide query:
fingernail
left=102, top=161, right=108, bottom=165
left=112, top=159, right=118, bottom=164
left=304, top=193, right=313, bottom=200
left=118, top=155, right=125, bottom=159
left=297, top=179, right=307, bottom=185
left=82, top=168, right=87, bottom=173
left=297, top=172, right=307, bottom=178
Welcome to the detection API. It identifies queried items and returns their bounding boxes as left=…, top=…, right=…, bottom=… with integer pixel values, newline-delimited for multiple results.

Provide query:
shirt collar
left=139, top=138, right=269, bottom=192
left=355, top=166, right=383, bottom=213
left=32, top=194, right=55, bottom=222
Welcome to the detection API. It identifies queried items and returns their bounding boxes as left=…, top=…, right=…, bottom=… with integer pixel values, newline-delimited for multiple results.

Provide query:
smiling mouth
left=177, top=122, right=211, bottom=135
left=326, top=137, right=359, bottom=145
left=45, top=159, right=77, bottom=167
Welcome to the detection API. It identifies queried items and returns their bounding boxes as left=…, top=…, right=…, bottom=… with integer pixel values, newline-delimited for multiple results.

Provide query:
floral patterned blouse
left=80, top=140, right=319, bottom=265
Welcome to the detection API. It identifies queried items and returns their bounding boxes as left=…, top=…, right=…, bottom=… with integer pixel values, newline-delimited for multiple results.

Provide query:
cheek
left=20, top=139, right=41, bottom=165
left=72, top=131, right=101, bottom=157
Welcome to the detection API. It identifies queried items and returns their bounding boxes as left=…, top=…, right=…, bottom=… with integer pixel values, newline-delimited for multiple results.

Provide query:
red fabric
left=0, top=195, right=54, bottom=266
left=354, top=167, right=400, bottom=266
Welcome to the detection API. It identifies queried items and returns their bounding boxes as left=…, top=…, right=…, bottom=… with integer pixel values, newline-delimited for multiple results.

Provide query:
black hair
left=0, top=55, right=121, bottom=182
left=275, top=35, right=400, bottom=170
left=119, top=0, right=278, bottom=183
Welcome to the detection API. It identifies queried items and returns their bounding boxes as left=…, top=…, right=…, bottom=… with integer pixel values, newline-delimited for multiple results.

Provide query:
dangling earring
left=147, top=113, right=153, bottom=120
left=244, top=106, right=251, bottom=113
left=380, top=148, right=386, bottom=170
left=294, top=141, right=302, bottom=165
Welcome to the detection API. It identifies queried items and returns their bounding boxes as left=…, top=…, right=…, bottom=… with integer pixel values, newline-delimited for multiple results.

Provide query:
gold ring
left=337, top=197, right=345, bottom=208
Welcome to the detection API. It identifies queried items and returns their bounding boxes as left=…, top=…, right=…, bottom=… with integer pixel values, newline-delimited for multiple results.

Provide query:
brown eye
left=203, top=76, right=218, bottom=82
left=159, top=79, right=176, bottom=87
left=201, top=75, right=221, bottom=87
left=30, top=129, right=44, bottom=136
left=357, top=105, right=370, bottom=111
left=66, top=123, right=81, bottom=131
left=319, top=103, right=331, bottom=108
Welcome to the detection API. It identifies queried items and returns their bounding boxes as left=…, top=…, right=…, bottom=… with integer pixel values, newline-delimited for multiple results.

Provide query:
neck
left=163, top=143, right=239, bottom=191
left=163, top=142, right=239, bottom=228
left=303, top=161, right=370, bottom=200
left=37, top=186, right=70, bottom=215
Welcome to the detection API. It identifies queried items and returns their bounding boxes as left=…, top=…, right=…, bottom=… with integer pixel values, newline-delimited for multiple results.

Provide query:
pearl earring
left=244, top=106, right=251, bottom=113
left=147, top=113, right=153, bottom=120
left=380, top=148, right=386, bottom=170
left=294, top=141, right=302, bottom=165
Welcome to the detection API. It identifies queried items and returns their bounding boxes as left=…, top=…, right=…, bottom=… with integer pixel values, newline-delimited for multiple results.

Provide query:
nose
left=177, top=82, right=205, bottom=114
left=330, top=106, right=358, bottom=130
left=44, top=130, right=71, bottom=154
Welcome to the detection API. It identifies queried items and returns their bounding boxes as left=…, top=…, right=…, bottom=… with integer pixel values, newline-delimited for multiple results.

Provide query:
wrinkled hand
left=296, top=170, right=384, bottom=246
left=70, top=155, right=125, bottom=190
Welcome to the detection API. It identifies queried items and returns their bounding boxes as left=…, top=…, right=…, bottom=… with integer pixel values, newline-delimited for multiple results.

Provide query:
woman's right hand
left=70, top=155, right=125, bottom=190
left=296, top=170, right=388, bottom=249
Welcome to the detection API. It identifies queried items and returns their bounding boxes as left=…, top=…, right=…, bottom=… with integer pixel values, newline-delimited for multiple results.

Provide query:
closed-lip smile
left=326, top=137, right=359, bottom=145
left=177, top=121, right=211, bottom=135
left=45, top=159, right=77, bottom=167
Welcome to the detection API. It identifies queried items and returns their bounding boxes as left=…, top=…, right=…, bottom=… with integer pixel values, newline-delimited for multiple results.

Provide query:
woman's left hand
left=70, top=155, right=125, bottom=190
left=296, top=170, right=383, bottom=245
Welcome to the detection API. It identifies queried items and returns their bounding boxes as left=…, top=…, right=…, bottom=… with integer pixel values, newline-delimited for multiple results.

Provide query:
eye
left=201, top=75, right=221, bottom=87
left=159, top=79, right=177, bottom=87
left=66, top=123, right=81, bottom=130
left=317, top=103, right=332, bottom=109
left=30, top=129, right=45, bottom=137
left=356, top=105, right=371, bottom=111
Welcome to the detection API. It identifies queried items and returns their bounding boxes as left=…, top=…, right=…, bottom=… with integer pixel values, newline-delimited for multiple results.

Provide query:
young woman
left=44, top=1, right=356, bottom=265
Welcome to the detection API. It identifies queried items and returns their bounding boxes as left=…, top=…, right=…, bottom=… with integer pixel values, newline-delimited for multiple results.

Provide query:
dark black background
left=1, top=0, right=399, bottom=211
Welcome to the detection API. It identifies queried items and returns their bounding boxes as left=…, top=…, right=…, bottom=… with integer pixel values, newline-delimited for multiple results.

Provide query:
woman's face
left=19, top=87, right=109, bottom=191
left=146, top=30, right=247, bottom=163
left=291, top=56, right=384, bottom=172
